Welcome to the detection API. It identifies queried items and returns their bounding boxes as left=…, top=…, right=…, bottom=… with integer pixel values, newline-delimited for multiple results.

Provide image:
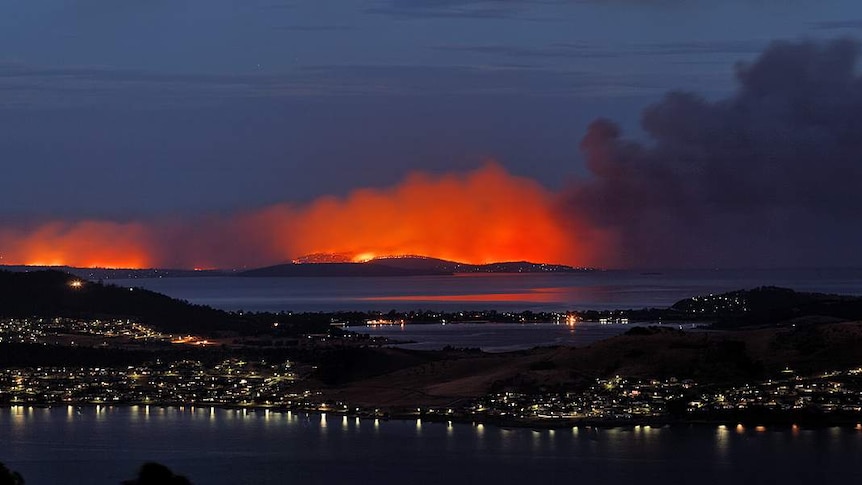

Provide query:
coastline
left=6, top=402, right=861, bottom=431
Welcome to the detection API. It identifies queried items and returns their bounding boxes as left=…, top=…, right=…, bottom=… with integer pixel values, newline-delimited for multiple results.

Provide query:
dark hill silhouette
left=375, top=256, right=580, bottom=274
left=0, top=270, right=236, bottom=334
left=241, top=256, right=582, bottom=277
left=0, top=270, right=328, bottom=336
left=0, top=462, right=24, bottom=485
left=122, top=462, right=191, bottom=485
left=671, top=286, right=862, bottom=328
left=240, top=261, right=450, bottom=277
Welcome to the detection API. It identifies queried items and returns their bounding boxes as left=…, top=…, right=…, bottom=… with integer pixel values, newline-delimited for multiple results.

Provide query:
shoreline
left=5, top=402, right=861, bottom=431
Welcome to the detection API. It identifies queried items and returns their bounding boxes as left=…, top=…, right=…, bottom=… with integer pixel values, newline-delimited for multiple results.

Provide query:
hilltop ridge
left=241, top=255, right=586, bottom=277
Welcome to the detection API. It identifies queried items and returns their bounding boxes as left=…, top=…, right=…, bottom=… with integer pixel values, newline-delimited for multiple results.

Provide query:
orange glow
left=259, top=162, right=596, bottom=266
left=0, top=220, right=153, bottom=269
left=352, top=252, right=377, bottom=263
left=0, top=163, right=609, bottom=269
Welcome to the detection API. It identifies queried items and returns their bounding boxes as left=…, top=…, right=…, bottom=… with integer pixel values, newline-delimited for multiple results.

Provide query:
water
left=349, top=322, right=665, bottom=352
left=1, top=406, right=860, bottom=484
left=109, top=268, right=862, bottom=312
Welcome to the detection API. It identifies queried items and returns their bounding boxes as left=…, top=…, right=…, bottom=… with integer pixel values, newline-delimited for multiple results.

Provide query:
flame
left=352, top=252, right=377, bottom=263
left=0, top=162, right=605, bottom=269
left=260, top=162, right=581, bottom=266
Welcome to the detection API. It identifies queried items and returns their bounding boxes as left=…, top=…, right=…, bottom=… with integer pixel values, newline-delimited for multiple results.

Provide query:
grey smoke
left=569, top=38, right=862, bottom=268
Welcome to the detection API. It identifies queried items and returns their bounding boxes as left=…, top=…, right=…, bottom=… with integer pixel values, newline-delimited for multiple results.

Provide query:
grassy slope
left=324, top=322, right=862, bottom=408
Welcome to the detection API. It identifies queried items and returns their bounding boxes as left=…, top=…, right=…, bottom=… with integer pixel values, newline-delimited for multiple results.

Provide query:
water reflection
left=112, top=270, right=862, bottom=314
left=715, top=425, right=730, bottom=463
left=10, top=405, right=24, bottom=428
left=359, top=288, right=565, bottom=304
left=3, top=407, right=862, bottom=485
left=531, top=429, right=542, bottom=452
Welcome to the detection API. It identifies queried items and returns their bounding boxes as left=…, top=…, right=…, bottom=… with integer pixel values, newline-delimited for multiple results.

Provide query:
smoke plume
left=570, top=38, right=862, bottom=268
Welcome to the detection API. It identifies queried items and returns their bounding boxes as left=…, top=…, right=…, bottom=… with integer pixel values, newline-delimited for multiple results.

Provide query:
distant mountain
left=371, top=256, right=582, bottom=274
left=240, top=261, right=450, bottom=277
left=240, top=255, right=589, bottom=277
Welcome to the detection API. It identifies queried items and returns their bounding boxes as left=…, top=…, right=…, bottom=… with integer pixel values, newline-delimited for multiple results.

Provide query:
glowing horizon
left=0, top=163, right=612, bottom=270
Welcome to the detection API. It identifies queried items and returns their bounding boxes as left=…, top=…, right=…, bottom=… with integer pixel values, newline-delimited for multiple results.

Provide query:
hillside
left=671, top=286, right=862, bottom=328
left=322, top=321, right=862, bottom=408
left=241, top=256, right=583, bottom=277
left=239, top=261, right=450, bottom=277
left=0, top=270, right=327, bottom=335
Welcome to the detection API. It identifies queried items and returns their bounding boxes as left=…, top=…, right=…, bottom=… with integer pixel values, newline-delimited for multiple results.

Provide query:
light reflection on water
left=2, top=407, right=862, bottom=484
left=108, top=269, right=862, bottom=313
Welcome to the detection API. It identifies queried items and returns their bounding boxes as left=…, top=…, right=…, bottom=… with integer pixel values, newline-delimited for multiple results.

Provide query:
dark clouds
left=569, top=38, right=862, bottom=268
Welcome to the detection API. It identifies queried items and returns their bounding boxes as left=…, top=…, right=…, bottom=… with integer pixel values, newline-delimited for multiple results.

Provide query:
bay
left=108, top=268, right=862, bottom=313
left=1, top=406, right=859, bottom=484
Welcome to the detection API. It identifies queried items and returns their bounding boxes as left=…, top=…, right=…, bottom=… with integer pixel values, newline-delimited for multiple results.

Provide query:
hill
left=0, top=265, right=226, bottom=280
left=670, top=286, right=862, bottom=328
left=374, top=256, right=581, bottom=274
left=239, top=261, right=450, bottom=277
left=322, top=320, right=862, bottom=408
left=241, top=256, right=584, bottom=277
left=0, top=270, right=327, bottom=336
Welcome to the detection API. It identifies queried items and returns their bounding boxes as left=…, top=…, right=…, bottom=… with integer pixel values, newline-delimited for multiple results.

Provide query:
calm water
left=349, top=322, right=666, bottom=352
left=1, top=406, right=860, bottom=485
left=110, top=268, right=862, bottom=312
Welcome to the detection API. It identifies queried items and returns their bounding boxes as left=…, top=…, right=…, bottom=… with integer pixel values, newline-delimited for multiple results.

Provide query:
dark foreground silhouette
left=0, top=463, right=24, bottom=485
left=0, top=461, right=192, bottom=485
left=122, top=462, right=192, bottom=485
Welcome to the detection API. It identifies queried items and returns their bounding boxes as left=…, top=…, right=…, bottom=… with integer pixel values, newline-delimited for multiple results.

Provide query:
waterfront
left=2, top=406, right=861, bottom=484
left=108, top=268, right=862, bottom=312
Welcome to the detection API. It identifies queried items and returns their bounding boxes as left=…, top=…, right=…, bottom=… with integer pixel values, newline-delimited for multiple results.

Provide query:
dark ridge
left=239, top=262, right=451, bottom=277
left=671, top=286, right=862, bottom=328
left=0, top=265, right=227, bottom=280
left=0, top=270, right=329, bottom=336
left=241, top=256, right=587, bottom=277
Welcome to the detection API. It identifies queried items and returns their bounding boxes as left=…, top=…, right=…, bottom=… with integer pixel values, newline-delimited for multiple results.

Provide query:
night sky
left=2, top=0, right=861, bottom=269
